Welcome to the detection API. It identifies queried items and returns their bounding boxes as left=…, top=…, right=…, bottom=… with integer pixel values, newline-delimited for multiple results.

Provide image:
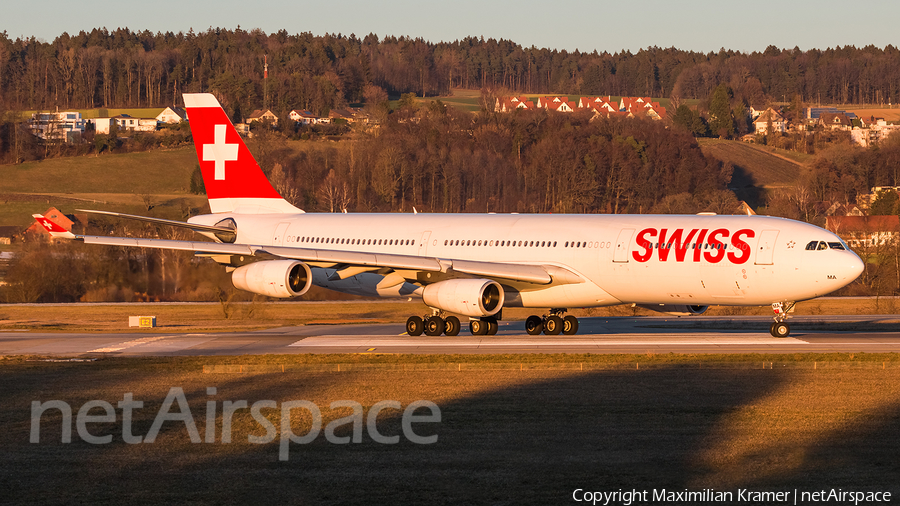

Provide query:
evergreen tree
left=870, top=189, right=899, bottom=215
left=708, top=84, right=734, bottom=138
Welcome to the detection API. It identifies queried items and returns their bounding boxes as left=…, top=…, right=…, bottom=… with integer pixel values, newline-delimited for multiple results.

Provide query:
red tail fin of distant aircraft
left=183, top=93, right=302, bottom=215
left=32, top=214, right=76, bottom=239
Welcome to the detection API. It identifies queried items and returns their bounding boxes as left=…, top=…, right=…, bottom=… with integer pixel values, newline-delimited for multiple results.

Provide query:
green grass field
left=4, top=147, right=196, bottom=194
left=0, top=147, right=203, bottom=226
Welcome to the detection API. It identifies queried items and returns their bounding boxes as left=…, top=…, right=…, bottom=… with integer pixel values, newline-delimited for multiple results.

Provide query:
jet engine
left=636, top=304, right=709, bottom=316
left=422, top=278, right=504, bottom=317
left=231, top=260, right=312, bottom=298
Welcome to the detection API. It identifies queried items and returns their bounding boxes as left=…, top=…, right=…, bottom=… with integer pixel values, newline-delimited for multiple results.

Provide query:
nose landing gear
left=770, top=302, right=795, bottom=337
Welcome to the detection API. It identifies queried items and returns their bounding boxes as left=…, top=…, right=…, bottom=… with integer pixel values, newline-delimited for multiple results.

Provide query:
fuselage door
left=613, top=229, right=635, bottom=263
left=755, top=229, right=779, bottom=265
left=273, top=222, right=290, bottom=246
left=418, top=231, right=432, bottom=256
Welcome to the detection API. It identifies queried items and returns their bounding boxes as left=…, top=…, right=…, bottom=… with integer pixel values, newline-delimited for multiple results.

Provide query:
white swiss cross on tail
left=183, top=93, right=301, bottom=214
left=203, top=124, right=238, bottom=180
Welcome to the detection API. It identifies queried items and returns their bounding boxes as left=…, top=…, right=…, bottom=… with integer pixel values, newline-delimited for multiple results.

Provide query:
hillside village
left=496, top=95, right=900, bottom=148
left=27, top=105, right=372, bottom=143
left=496, top=95, right=668, bottom=120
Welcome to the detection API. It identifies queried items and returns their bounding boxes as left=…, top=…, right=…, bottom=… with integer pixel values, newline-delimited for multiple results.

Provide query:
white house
left=92, top=115, right=157, bottom=134
left=289, top=109, right=319, bottom=125
left=754, top=107, right=787, bottom=134
left=156, top=106, right=187, bottom=124
left=247, top=109, right=278, bottom=125
left=29, top=111, right=86, bottom=143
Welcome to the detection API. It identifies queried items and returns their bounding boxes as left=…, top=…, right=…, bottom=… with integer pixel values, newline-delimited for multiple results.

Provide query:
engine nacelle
left=422, top=278, right=504, bottom=317
left=636, top=304, right=709, bottom=316
left=231, top=260, right=312, bottom=298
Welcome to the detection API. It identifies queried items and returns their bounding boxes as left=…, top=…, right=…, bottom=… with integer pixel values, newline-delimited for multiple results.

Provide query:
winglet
left=32, top=214, right=77, bottom=239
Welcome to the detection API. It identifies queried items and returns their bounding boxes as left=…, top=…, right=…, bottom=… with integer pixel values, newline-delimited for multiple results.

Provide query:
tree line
left=253, top=105, right=736, bottom=216
left=2, top=28, right=900, bottom=117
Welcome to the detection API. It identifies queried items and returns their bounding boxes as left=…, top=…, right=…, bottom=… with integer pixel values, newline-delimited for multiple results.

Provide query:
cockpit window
left=807, top=240, right=845, bottom=251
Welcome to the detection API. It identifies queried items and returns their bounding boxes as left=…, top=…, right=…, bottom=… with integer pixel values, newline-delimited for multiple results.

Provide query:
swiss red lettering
left=727, top=229, right=755, bottom=264
left=692, top=229, right=708, bottom=262
left=630, top=227, right=757, bottom=264
left=657, top=229, right=671, bottom=261
left=673, top=229, right=698, bottom=262
left=631, top=228, right=656, bottom=262
left=703, top=229, right=728, bottom=263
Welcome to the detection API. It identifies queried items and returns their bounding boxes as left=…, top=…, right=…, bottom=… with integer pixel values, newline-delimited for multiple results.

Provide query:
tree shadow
left=1, top=362, right=898, bottom=505
left=728, top=163, right=764, bottom=209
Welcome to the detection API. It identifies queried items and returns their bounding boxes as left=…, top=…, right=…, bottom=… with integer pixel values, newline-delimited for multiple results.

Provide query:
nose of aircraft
left=844, top=251, right=865, bottom=282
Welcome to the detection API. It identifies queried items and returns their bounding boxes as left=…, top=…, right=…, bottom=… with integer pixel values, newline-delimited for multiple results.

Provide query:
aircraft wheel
left=544, top=315, right=563, bottom=335
left=525, top=315, right=543, bottom=335
left=562, top=315, right=579, bottom=335
left=424, top=316, right=444, bottom=336
left=406, top=316, right=424, bottom=336
left=443, top=316, right=461, bottom=336
left=470, top=319, right=488, bottom=336
left=486, top=318, right=498, bottom=335
left=771, top=322, right=791, bottom=338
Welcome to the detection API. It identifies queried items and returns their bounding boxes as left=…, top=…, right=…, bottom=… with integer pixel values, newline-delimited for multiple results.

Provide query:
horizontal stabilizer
left=78, top=209, right=237, bottom=242
left=32, top=214, right=76, bottom=239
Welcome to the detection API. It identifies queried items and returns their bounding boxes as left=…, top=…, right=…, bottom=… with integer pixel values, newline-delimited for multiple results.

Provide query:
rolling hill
left=698, top=138, right=809, bottom=208
left=0, top=147, right=205, bottom=227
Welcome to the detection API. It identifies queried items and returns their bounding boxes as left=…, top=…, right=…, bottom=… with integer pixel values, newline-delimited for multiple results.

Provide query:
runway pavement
left=3, top=315, right=900, bottom=356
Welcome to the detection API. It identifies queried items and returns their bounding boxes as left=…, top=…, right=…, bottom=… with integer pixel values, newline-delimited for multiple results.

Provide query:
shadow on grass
left=1, top=363, right=898, bottom=505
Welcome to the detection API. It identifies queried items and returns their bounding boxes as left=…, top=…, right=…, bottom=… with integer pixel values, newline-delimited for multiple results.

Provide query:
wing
left=32, top=215, right=584, bottom=287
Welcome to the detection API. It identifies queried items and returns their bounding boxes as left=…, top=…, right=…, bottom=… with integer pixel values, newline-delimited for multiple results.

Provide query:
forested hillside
left=242, top=107, right=734, bottom=215
left=2, top=28, right=899, bottom=117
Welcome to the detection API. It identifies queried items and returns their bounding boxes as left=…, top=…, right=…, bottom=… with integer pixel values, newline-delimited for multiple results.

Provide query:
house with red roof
left=537, top=96, right=577, bottom=112
left=619, top=97, right=667, bottom=120
left=494, top=96, right=535, bottom=112
left=578, top=96, right=618, bottom=113
left=826, top=215, right=900, bottom=247
left=818, top=112, right=851, bottom=131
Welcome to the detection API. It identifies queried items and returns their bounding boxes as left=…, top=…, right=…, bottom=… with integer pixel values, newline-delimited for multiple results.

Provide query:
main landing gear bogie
left=526, top=310, right=579, bottom=336
left=469, top=317, right=499, bottom=336
left=405, top=314, right=469, bottom=336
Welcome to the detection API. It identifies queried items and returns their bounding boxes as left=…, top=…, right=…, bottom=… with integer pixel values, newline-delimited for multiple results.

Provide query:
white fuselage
left=190, top=212, right=864, bottom=309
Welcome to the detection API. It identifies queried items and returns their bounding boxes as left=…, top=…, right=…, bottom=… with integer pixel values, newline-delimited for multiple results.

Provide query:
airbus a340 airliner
left=34, top=93, right=864, bottom=338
